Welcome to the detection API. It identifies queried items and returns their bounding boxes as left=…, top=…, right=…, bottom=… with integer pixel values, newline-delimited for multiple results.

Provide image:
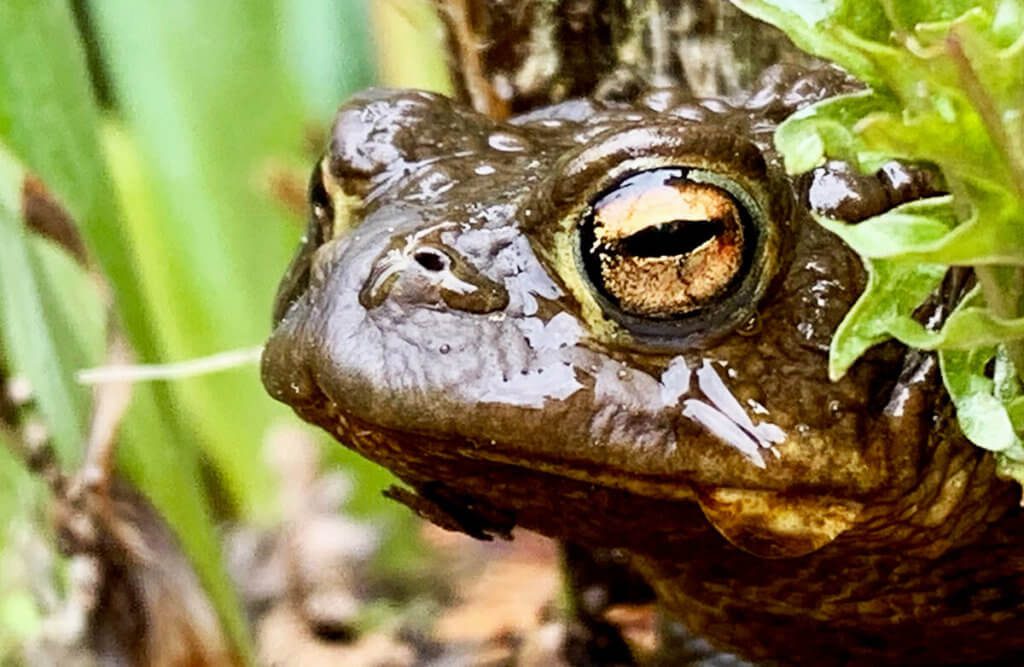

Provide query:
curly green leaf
left=776, top=91, right=897, bottom=174
left=827, top=258, right=948, bottom=380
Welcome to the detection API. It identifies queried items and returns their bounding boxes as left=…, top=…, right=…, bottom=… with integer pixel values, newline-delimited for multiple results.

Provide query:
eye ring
left=527, top=124, right=788, bottom=349
left=573, top=166, right=775, bottom=347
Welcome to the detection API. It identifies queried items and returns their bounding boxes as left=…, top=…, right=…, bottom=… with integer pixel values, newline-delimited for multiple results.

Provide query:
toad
left=262, top=64, right=1024, bottom=665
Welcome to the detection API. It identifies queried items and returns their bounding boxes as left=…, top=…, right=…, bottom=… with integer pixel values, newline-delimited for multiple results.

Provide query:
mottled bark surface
left=434, top=0, right=817, bottom=118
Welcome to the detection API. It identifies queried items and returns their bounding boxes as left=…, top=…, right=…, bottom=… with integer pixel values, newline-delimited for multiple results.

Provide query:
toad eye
left=271, top=162, right=338, bottom=324
left=580, top=168, right=750, bottom=318
left=309, top=163, right=335, bottom=246
left=575, top=166, right=773, bottom=344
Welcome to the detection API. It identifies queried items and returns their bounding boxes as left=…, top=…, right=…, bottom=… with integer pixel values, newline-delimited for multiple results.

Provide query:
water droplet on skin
left=487, top=132, right=528, bottom=152
left=738, top=314, right=761, bottom=336
left=439, top=344, right=451, bottom=354
left=617, top=369, right=629, bottom=380
left=474, top=164, right=496, bottom=175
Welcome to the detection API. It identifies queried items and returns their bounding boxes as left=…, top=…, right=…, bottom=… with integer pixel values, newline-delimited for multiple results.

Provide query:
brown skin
left=262, top=65, right=1024, bottom=665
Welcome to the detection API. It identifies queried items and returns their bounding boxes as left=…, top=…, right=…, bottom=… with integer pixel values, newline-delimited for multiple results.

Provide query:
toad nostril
left=414, top=249, right=447, bottom=272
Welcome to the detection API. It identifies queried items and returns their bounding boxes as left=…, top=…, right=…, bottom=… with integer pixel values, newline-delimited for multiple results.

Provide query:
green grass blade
left=0, top=2, right=253, bottom=657
left=0, top=146, right=95, bottom=464
left=0, top=0, right=153, bottom=353
left=87, top=0, right=324, bottom=518
left=282, top=0, right=375, bottom=118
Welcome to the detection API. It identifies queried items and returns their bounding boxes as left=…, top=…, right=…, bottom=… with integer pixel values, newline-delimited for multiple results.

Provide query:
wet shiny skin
left=262, top=65, right=1024, bottom=665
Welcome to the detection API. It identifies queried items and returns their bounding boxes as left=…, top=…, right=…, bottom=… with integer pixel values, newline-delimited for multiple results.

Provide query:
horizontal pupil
left=618, top=218, right=724, bottom=258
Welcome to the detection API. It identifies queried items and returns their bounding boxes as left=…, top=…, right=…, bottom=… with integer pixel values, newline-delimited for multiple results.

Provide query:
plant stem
left=946, top=31, right=1024, bottom=199
left=977, top=265, right=1024, bottom=373
left=946, top=31, right=1024, bottom=380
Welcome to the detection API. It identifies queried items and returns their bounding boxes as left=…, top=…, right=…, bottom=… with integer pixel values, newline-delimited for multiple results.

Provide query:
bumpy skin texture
left=262, top=66, right=1024, bottom=665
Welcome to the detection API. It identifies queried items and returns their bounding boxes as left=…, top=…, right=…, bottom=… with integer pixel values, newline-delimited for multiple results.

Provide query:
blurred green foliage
left=0, top=0, right=448, bottom=660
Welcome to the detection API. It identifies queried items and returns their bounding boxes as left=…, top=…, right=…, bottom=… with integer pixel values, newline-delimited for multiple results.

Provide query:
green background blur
left=0, top=0, right=449, bottom=658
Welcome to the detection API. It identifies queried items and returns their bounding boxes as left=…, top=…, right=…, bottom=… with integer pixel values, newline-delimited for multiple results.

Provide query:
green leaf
left=281, top=0, right=375, bottom=119
left=815, top=196, right=956, bottom=255
left=930, top=297, right=1023, bottom=458
left=827, top=257, right=948, bottom=380
left=0, top=0, right=151, bottom=349
left=730, top=0, right=893, bottom=84
left=0, top=0, right=113, bottom=467
left=0, top=1, right=108, bottom=226
left=87, top=1, right=324, bottom=518
left=880, top=0, right=999, bottom=32
left=887, top=306, right=1024, bottom=350
left=0, top=432, right=44, bottom=556
left=0, top=144, right=96, bottom=464
left=856, top=107, right=1010, bottom=190
left=819, top=196, right=956, bottom=380
left=940, top=345, right=1022, bottom=453
left=0, top=2, right=255, bottom=658
left=817, top=193, right=1024, bottom=266
left=889, top=211, right=1024, bottom=266
left=995, top=346, right=1023, bottom=403
left=996, top=454, right=1024, bottom=486
left=738, top=0, right=1024, bottom=491
left=991, top=0, right=1024, bottom=46
left=1007, top=396, right=1024, bottom=430
left=776, top=91, right=897, bottom=173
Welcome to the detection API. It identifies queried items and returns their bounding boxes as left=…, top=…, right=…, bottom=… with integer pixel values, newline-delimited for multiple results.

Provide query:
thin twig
left=79, top=333, right=135, bottom=495
left=76, top=346, right=264, bottom=386
left=437, top=0, right=509, bottom=118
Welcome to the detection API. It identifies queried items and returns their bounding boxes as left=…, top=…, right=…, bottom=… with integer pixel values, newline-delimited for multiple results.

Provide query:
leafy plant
left=732, top=0, right=1024, bottom=480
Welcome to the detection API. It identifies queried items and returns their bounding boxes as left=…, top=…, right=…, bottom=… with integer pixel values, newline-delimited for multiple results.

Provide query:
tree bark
left=433, top=0, right=816, bottom=119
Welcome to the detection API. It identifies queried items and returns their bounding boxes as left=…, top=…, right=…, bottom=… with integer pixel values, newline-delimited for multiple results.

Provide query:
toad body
left=262, top=66, right=1024, bottom=665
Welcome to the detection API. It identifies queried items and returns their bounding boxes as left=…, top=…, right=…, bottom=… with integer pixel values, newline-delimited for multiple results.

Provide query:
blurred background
left=0, top=1, right=484, bottom=663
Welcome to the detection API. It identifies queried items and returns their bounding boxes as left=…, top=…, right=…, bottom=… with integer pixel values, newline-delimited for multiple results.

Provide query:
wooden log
left=433, top=0, right=817, bottom=118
